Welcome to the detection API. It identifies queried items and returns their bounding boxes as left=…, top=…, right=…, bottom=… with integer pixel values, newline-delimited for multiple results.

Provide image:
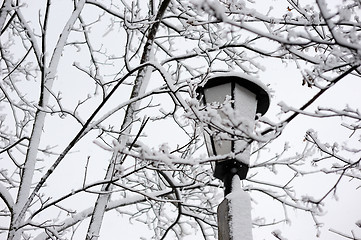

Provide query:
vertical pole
left=217, top=175, right=253, bottom=240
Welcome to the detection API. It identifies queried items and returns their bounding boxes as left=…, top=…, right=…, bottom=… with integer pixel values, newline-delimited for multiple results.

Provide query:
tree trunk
left=85, top=0, right=171, bottom=238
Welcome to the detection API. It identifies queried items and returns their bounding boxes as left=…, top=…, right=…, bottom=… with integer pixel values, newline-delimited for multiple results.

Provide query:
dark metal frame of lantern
left=197, top=74, right=270, bottom=195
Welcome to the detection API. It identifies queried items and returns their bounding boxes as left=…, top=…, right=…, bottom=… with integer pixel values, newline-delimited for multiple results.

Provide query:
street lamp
left=197, top=73, right=270, bottom=194
left=197, top=73, right=270, bottom=240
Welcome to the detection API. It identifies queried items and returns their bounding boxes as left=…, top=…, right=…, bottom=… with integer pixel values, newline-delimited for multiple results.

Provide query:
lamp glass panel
left=233, top=84, right=257, bottom=121
left=203, top=82, right=231, bottom=104
left=233, top=84, right=257, bottom=164
left=203, top=83, right=232, bottom=156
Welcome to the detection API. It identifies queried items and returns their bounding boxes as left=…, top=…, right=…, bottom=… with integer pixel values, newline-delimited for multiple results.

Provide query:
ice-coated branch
left=19, top=61, right=152, bottom=234
left=262, top=65, right=359, bottom=136
left=86, top=0, right=172, bottom=238
left=33, top=189, right=173, bottom=240
left=157, top=171, right=182, bottom=240
left=316, top=0, right=361, bottom=52
left=0, top=0, right=12, bottom=32
left=0, top=182, right=14, bottom=213
left=8, top=1, right=86, bottom=239
left=13, top=6, right=42, bottom=67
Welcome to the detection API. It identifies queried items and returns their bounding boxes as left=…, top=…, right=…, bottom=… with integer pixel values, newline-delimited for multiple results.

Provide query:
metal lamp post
left=197, top=73, right=270, bottom=240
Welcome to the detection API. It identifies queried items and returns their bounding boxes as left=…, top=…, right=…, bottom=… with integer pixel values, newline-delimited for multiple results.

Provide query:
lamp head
left=197, top=73, right=270, bottom=182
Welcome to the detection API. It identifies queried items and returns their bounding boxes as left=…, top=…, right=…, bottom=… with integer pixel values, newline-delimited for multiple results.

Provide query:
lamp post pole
left=197, top=73, right=270, bottom=240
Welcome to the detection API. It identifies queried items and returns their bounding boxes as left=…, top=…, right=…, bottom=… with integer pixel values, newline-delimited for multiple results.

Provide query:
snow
left=192, top=0, right=227, bottom=21
left=8, top=2, right=87, bottom=239
left=2, top=0, right=360, bottom=239
left=278, top=101, right=292, bottom=113
left=226, top=175, right=253, bottom=240
left=33, top=189, right=173, bottom=240
left=12, top=110, right=46, bottom=230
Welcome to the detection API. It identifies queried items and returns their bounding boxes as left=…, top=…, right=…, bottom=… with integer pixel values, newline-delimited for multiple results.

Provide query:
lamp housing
left=197, top=73, right=270, bottom=184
